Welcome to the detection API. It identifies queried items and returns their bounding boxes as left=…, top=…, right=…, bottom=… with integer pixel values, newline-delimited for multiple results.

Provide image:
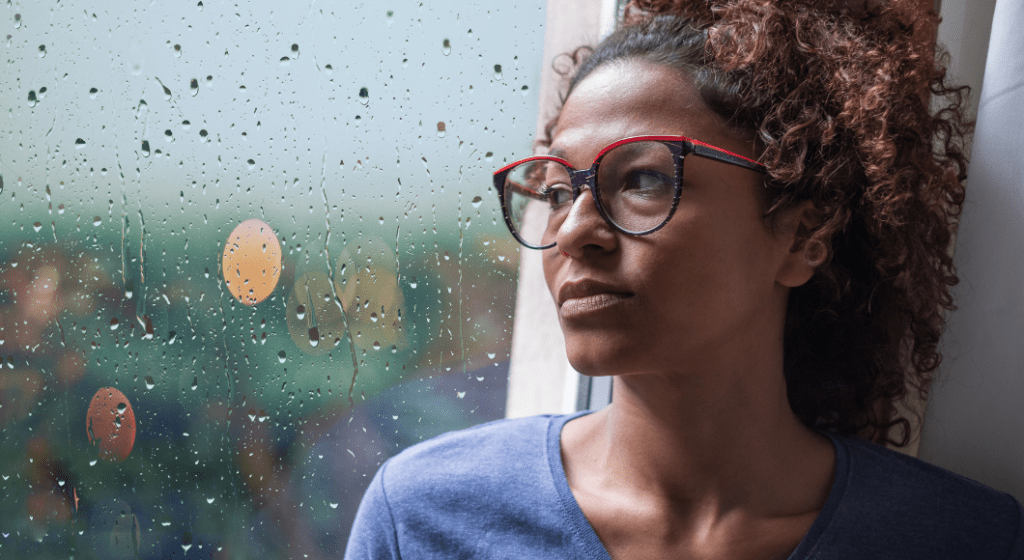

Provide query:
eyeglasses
left=492, top=135, right=767, bottom=249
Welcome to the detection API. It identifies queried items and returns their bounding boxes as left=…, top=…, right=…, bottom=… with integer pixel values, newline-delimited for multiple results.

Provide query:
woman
left=346, top=1, right=1024, bottom=558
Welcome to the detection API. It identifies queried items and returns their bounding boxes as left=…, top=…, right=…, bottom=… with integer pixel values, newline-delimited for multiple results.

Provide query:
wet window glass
left=0, top=1, right=544, bottom=557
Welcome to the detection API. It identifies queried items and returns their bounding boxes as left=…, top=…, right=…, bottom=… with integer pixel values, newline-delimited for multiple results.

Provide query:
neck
left=563, top=357, right=834, bottom=522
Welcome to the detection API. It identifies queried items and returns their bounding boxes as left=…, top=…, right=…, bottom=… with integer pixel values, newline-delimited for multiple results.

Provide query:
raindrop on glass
left=296, top=305, right=305, bottom=320
left=110, top=318, right=119, bottom=331
left=471, top=196, right=482, bottom=208
left=173, top=44, right=182, bottom=57
left=75, top=138, right=86, bottom=148
left=493, top=64, right=502, bottom=79
left=32, top=222, right=42, bottom=232
left=190, top=78, right=199, bottom=96
left=436, top=121, right=446, bottom=138
left=358, top=87, right=369, bottom=105
left=38, top=44, right=46, bottom=58
left=442, top=38, right=451, bottom=56
left=308, top=327, right=320, bottom=348
left=141, top=140, right=151, bottom=157
left=144, top=376, right=155, bottom=390
left=278, top=350, right=286, bottom=363
left=93, top=216, right=102, bottom=226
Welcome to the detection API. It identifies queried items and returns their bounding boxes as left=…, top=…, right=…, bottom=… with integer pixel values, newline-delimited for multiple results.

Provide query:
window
left=0, top=1, right=545, bottom=557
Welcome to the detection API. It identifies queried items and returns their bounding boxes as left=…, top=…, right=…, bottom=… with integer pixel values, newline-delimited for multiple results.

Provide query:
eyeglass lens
left=502, top=140, right=679, bottom=247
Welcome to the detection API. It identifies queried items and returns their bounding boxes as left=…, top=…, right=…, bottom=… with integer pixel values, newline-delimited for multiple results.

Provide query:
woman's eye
left=541, top=184, right=573, bottom=207
left=622, top=171, right=671, bottom=194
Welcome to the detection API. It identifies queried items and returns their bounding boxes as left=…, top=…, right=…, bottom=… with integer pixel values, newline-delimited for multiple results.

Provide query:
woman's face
left=544, top=60, right=809, bottom=377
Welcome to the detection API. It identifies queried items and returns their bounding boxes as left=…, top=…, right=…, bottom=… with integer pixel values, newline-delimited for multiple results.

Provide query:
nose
left=554, top=187, right=618, bottom=258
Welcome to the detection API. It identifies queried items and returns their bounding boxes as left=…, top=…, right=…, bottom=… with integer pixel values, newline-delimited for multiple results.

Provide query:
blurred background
left=0, top=0, right=545, bottom=557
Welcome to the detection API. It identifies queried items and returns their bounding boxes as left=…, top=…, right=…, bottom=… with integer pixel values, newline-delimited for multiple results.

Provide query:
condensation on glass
left=0, top=1, right=544, bottom=557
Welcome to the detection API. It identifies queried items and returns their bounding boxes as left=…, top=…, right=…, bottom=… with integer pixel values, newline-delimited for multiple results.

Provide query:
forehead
left=549, top=60, right=736, bottom=164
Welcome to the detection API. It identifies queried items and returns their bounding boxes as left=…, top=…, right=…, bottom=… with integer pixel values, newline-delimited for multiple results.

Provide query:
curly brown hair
left=540, top=0, right=972, bottom=447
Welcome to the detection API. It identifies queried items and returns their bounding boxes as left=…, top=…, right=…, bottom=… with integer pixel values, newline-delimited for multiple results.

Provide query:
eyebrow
left=547, top=147, right=569, bottom=160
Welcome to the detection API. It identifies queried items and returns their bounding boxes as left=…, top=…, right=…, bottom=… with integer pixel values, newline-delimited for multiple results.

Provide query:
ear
left=775, top=200, right=825, bottom=289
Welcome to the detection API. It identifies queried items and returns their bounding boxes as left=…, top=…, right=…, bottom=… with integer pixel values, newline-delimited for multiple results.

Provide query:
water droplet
left=144, top=376, right=155, bottom=390
left=494, top=64, right=502, bottom=79
left=93, top=216, right=102, bottom=226
left=296, top=305, right=305, bottom=320
left=378, top=216, right=385, bottom=225
left=358, top=87, right=369, bottom=105
left=370, top=312, right=378, bottom=323
left=190, top=78, right=199, bottom=96
left=329, top=502, right=339, bottom=509
left=168, top=331, right=177, bottom=345
left=191, top=376, right=198, bottom=390
left=182, top=544, right=192, bottom=553
left=89, top=87, right=99, bottom=99
left=38, top=44, right=46, bottom=58
left=291, top=43, right=299, bottom=53
left=13, top=13, right=21, bottom=28
left=27, top=90, right=37, bottom=108
left=75, top=138, right=86, bottom=149
left=206, top=497, right=215, bottom=504
left=110, top=318, right=119, bottom=331
left=164, top=129, right=173, bottom=142
left=372, top=341, right=381, bottom=350
left=117, top=402, right=127, bottom=413
left=436, top=121, right=446, bottom=138
left=485, top=152, right=494, bottom=162
left=173, top=44, right=182, bottom=57
left=197, top=1, right=203, bottom=10
left=278, top=350, right=286, bottom=363
left=391, top=345, right=398, bottom=353
left=32, top=222, right=42, bottom=232
left=521, top=85, right=529, bottom=95
left=487, top=352, right=496, bottom=359
left=457, top=391, right=466, bottom=399
left=308, top=326, right=320, bottom=347
left=471, top=196, right=483, bottom=208
left=442, top=38, right=451, bottom=56
left=247, top=159, right=256, bottom=169
left=141, top=140, right=151, bottom=157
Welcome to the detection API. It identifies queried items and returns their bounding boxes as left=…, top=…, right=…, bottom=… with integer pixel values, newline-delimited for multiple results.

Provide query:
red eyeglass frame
left=492, top=135, right=767, bottom=249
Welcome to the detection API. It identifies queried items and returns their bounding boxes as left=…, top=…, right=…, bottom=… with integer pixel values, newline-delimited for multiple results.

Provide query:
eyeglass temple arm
left=690, top=142, right=767, bottom=174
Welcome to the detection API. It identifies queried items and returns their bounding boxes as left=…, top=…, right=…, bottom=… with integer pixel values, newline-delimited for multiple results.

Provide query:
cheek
left=541, top=250, right=562, bottom=297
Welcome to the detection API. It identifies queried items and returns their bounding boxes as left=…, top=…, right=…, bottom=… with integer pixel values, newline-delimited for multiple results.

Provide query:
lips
left=557, top=279, right=634, bottom=317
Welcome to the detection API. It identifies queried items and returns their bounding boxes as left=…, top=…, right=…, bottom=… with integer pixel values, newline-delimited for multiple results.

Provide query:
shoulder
left=348, top=414, right=580, bottom=558
left=377, top=414, right=563, bottom=513
left=382, top=414, right=553, bottom=483
left=819, top=435, right=1023, bottom=558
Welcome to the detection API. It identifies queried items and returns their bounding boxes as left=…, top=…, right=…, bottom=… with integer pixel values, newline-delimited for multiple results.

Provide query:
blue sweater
left=345, top=412, right=1024, bottom=559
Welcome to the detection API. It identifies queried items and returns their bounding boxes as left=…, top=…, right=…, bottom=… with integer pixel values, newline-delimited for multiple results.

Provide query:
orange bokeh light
left=222, top=219, right=282, bottom=305
left=86, top=387, right=136, bottom=462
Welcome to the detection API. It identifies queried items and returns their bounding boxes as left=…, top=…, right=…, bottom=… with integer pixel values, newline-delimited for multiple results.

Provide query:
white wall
left=919, top=0, right=1024, bottom=501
